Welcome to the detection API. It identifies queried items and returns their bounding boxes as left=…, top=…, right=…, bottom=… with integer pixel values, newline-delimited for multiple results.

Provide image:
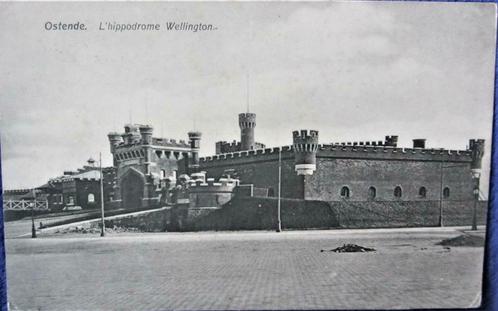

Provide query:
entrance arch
left=120, top=168, right=145, bottom=209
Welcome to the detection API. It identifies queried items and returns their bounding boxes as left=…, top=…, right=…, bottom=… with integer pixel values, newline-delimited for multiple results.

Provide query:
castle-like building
left=107, top=111, right=484, bottom=213
left=4, top=110, right=484, bottom=230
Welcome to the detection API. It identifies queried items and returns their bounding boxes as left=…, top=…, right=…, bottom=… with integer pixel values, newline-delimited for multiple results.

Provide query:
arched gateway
left=120, top=168, right=145, bottom=209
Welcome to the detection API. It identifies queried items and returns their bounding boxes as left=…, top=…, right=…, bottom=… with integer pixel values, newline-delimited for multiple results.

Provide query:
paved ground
left=4, top=226, right=484, bottom=311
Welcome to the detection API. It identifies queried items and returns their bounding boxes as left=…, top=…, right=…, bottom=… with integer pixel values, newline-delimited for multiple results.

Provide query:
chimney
left=413, top=139, right=426, bottom=149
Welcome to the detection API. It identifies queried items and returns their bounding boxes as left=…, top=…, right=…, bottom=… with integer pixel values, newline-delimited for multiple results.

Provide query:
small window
left=394, top=186, right=402, bottom=198
left=419, top=187, right=427, bottom=198
left=268, top=187, right=275, bottom=197
left=88, top=193, right=95, bottom=203
left=443, top=187, right=450, bottom=199
left=340, top=186, right=350, bottom=198
left=368, top=187, right=376, bottom=200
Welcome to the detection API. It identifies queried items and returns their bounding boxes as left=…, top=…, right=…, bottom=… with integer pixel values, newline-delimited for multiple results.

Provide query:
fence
left=2, top=200, right=49, bottom=210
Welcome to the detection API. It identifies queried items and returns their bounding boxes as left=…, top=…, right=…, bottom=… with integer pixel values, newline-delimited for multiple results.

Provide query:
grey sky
left=0, top=1, right=495, bottom=195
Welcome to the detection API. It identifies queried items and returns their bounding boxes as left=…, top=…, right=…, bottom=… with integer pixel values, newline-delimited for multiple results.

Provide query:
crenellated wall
left=199, top=147, right=304, bottom=199
left=198, top=144, right=475, bottom=201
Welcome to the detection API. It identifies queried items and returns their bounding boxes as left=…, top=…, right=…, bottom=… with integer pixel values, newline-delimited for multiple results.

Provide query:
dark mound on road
left=321, top=244, right=376, bottom=253
left=437, top=234, right=485, bottom=247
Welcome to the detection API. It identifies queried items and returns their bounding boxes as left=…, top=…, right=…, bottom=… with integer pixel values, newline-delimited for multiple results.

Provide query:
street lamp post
left=30, top=202, right=37, bottom=238
left=471, top=169, right=481, bottom=231
left=100, top=152, right=105, bottom=237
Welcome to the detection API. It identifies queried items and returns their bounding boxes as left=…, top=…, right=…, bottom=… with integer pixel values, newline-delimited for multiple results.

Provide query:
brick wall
left=199, top=151, right=304, bottom=199
left=332, top=200, right=488, bottom=228
left=306, top=158, right=475, bottom=201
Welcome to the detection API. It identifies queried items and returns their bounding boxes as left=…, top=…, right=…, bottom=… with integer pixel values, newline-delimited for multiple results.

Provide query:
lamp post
left=99, top=152, right=105, bottom=237
left=276, top=149, right=282, bottom=232
left=30, top=201, right=37, bottom=238
left=471, top=169, right=481, bottom=231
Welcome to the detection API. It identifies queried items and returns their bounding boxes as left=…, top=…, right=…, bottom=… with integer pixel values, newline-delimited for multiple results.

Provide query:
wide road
left=5, top=228, right=484, bottom=310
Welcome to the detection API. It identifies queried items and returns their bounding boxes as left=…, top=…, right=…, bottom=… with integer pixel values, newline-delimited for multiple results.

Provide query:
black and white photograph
left=0, top=1, right=496, bottom=310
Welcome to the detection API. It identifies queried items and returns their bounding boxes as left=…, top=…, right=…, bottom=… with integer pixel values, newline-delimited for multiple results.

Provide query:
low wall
left=184, top=197, right=338, bottom=231
left=94, top=198, right=488, bottom=232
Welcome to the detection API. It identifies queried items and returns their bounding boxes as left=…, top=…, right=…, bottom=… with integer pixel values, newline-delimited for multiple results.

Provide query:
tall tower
left=188, top=131, right=202, bottom=173
left=293, top=130, right=319, bottom=176
left=239, top=112, right=256, bottom=151
left=139, top=125, right=154, bottom=175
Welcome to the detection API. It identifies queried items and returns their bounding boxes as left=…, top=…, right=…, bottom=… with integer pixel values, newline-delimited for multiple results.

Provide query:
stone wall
left=99, top=198, right=487, bottom=232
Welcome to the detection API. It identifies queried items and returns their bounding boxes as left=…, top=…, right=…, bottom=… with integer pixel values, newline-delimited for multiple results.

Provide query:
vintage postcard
left=0, top=1, right=496, bottom=310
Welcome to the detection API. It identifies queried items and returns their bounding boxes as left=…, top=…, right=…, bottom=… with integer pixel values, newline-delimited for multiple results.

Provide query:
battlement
left=187, top=176, right=240, bottom=193
left=188, top=131, right=202, bottom=140
left=239, top=113, right=256, bottom=128
left=217, top=140, right=241, bottom=148
left=333, top=141, right=385, bottom=146
left=111, top=124, right=192, bottom=151
left=199, top=143, right=474, bottom=166
left=202, top=146, right=294, bottom=162
left=293, top=130, right=319, bottom=144
left=331, top=135, right=399, bottom=147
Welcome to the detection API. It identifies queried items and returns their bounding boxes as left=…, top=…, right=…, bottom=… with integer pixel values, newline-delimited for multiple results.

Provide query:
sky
left=0, top=1, right=496, bottom=195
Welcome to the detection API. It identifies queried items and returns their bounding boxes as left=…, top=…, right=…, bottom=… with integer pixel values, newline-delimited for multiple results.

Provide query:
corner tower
left=239, top=112, right=256, bottom=151
left=293, top=130, right=319, bottom=176
left=469, top=139, right=485, bottom=172
left=188, top=131, right=202, bottom=173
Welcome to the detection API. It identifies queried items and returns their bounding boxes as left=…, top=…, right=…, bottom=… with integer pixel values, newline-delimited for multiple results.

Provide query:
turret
left=188, top=131, right=202, bottom=173
left=239, top=113, right=256, bottom=151
left=139, top=125, right=154, bottom=145
left=107, top=132, right=122, bottom=153
left=469, top=139, right=485, bottom=172
left=124, top=124, right=141, bottom=144
left=385, top=135, right=398, bottom=147
left=293, top=130, right=319, bottom=175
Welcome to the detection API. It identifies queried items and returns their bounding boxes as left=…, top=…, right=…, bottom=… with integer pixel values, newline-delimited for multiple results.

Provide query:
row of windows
left=340, top=186, right=450, bottom=199
left=116, top=150, right=145, bottom=161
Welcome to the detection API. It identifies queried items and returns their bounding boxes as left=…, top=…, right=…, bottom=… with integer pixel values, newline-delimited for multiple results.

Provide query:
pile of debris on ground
left=321, top=244, right=376, bottom=253
left=437, top=234, right=485, bottom=247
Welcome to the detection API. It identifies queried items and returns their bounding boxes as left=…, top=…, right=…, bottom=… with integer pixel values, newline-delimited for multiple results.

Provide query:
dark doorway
left=121, top=171, right=145, bottom=209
